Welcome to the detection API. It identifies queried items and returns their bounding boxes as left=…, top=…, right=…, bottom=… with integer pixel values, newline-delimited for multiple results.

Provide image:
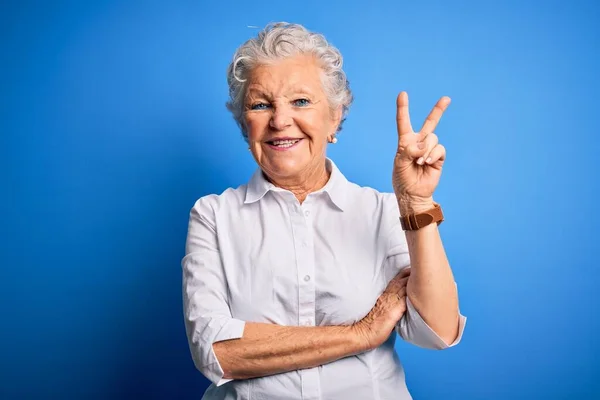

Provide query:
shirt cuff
left=396, top=296, right=467, bottom=350
left=202, top=318, right=246, bottom=386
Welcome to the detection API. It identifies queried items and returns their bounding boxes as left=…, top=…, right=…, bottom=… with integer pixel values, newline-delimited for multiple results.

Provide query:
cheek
left=245, top=115, right=268, bottom=140
left=297, top=111, right=331, bottom=140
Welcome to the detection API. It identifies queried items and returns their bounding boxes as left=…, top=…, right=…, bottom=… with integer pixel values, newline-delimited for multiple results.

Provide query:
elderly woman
left=182, top=22, right=466, bottom=400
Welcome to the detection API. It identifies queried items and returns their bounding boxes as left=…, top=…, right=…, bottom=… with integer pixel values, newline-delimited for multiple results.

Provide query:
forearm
left=399, top=201, right=460, bottom=344
left=213, top=322, right=363, bottom=380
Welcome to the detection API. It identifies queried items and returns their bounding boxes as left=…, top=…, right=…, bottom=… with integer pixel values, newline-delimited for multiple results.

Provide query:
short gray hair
left=226, top=22, right=353, bottom=140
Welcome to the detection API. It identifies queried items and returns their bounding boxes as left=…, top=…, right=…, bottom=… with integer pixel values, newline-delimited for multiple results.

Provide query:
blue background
left=2, top=0, right=599, bottom=399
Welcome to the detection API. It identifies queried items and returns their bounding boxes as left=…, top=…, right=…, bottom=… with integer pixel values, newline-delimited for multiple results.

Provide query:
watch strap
left=400, top=203, right=444, bottom=231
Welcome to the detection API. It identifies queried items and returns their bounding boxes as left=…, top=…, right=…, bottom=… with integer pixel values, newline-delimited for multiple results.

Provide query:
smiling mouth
left=266, top=138, right=302, bottom=148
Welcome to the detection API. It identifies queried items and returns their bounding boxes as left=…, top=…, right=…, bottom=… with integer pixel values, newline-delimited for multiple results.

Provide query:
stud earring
left=329, top=134, right=338, bottom=144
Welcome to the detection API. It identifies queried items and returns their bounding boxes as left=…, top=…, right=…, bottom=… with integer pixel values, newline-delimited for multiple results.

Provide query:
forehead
left=246, top=54, right=324, bottom=96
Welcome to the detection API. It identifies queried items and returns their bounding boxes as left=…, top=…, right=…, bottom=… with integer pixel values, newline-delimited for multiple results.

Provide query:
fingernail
left=426, top=157, right=432, bottom=164
left=417, top=157, right=424, bottom=165
left=418, top=142, right=425, bottom=149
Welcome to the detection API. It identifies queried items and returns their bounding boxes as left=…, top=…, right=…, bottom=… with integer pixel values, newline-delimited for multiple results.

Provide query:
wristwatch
left=400, top=203, right=444, bottom=231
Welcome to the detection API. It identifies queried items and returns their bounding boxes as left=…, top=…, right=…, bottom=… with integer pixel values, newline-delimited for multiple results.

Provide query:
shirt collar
left=244, top=158, right=348, bottom=211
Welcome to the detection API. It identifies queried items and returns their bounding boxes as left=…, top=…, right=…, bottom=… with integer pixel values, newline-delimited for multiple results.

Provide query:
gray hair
left=226, top=22, right=353, bottom=140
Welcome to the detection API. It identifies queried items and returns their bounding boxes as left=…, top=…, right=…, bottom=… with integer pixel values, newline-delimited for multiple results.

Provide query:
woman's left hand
left=392, top=91, right=451, bottom=214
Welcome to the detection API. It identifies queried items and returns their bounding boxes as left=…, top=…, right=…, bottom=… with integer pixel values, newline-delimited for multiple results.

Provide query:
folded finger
left=396, top=285, right=407, bottom=298
left=395, top=295, right=407, bottom=314
left=416, top=133, right=439, bottom=166
left=385, top=275, right=408, bottom=294
left=424, top=144, right=446, bottom=167
left=397, top=276, right=409, bottom=287
left=393, top=272, right=410, bottom=287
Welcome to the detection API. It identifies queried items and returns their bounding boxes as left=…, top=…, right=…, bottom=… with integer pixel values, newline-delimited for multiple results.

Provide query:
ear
left=331, top=105, right=343, bottom=131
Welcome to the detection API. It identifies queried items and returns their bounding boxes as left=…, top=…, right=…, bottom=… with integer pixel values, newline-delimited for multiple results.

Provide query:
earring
left=329, top=134, right=338, bottom=144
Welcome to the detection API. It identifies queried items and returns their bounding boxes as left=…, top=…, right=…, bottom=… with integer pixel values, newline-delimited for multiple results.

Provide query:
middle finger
left=420, top=96, right=451, bottom=135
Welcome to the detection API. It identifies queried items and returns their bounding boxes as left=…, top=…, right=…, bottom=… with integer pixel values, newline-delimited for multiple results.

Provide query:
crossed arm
left=182, top=200, right=465, bottom=385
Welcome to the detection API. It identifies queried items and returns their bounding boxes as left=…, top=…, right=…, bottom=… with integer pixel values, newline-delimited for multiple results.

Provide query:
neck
left=266, top=159, right=330, bottom=204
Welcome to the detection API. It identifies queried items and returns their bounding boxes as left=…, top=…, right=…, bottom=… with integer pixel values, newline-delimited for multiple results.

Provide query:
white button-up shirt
left=182, top=158, right=466, bottom=400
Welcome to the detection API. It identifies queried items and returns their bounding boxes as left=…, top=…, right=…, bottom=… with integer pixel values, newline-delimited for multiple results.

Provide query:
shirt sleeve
left=395, top=279, right=467, bottom=350
left=382, top=194, right=467, bottom=350
left=182, top=196, right=246, bottom=386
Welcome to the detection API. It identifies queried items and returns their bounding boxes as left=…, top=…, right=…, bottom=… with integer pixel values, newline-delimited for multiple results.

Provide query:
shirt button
left=304, top=210, right=310, bottom=217
left=302, top=242, right=308, bottom=247
left=304, top=275, right=311, bottom=282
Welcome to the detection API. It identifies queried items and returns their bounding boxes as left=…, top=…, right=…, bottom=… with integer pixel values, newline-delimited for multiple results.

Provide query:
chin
left=265, top=156, right=308, bottom=178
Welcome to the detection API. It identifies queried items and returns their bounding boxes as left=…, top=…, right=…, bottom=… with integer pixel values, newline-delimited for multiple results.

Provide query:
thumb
left=399, top=141, right=427, bottom=161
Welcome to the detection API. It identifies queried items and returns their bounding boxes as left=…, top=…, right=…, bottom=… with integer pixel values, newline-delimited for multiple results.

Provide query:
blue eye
left=293, top=98, right=310, bottom=107
left=251, top=102, right=269, bottom=110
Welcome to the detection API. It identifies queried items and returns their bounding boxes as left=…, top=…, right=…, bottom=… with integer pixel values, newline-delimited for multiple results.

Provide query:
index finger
left=420, top=96, right=451, bottom=135
left=396, top=91, right=414, bottom=136
left=398, top=267, right=411, bottom=278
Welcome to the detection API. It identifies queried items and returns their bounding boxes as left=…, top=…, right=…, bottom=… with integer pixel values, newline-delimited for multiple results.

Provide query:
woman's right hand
left=352, top=268, right=411, bottom=351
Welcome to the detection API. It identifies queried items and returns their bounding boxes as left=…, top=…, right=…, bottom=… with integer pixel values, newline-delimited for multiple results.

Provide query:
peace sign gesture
left=392, top=92, right=451, bottom=214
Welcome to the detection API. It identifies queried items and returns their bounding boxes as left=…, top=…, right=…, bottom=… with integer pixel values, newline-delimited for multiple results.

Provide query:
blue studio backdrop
left=2, top=1, right=599, bottom=399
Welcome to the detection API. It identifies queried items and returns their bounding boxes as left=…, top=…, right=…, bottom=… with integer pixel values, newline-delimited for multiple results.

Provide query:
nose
left=269, top=105, right=292, bottom=131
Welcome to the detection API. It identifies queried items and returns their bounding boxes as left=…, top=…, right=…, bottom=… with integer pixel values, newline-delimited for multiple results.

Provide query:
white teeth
left=272, top=139, right=299, bottom=147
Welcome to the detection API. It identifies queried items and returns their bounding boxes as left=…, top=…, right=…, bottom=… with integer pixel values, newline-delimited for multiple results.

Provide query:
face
left=244, top=54, right=342, bottom=181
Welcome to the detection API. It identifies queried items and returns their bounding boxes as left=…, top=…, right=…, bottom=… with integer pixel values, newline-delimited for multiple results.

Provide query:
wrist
left=348, top=322, right=373, bottom=353
left=397, top=195, right=435, bottom=216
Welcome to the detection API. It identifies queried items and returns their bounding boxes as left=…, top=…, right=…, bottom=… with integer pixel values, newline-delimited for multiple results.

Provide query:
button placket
left=293, top=205, right=315, bottom=329
left=300, top=368, right=322, bottom=399
left=290, top=201, right=320, bottom=400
